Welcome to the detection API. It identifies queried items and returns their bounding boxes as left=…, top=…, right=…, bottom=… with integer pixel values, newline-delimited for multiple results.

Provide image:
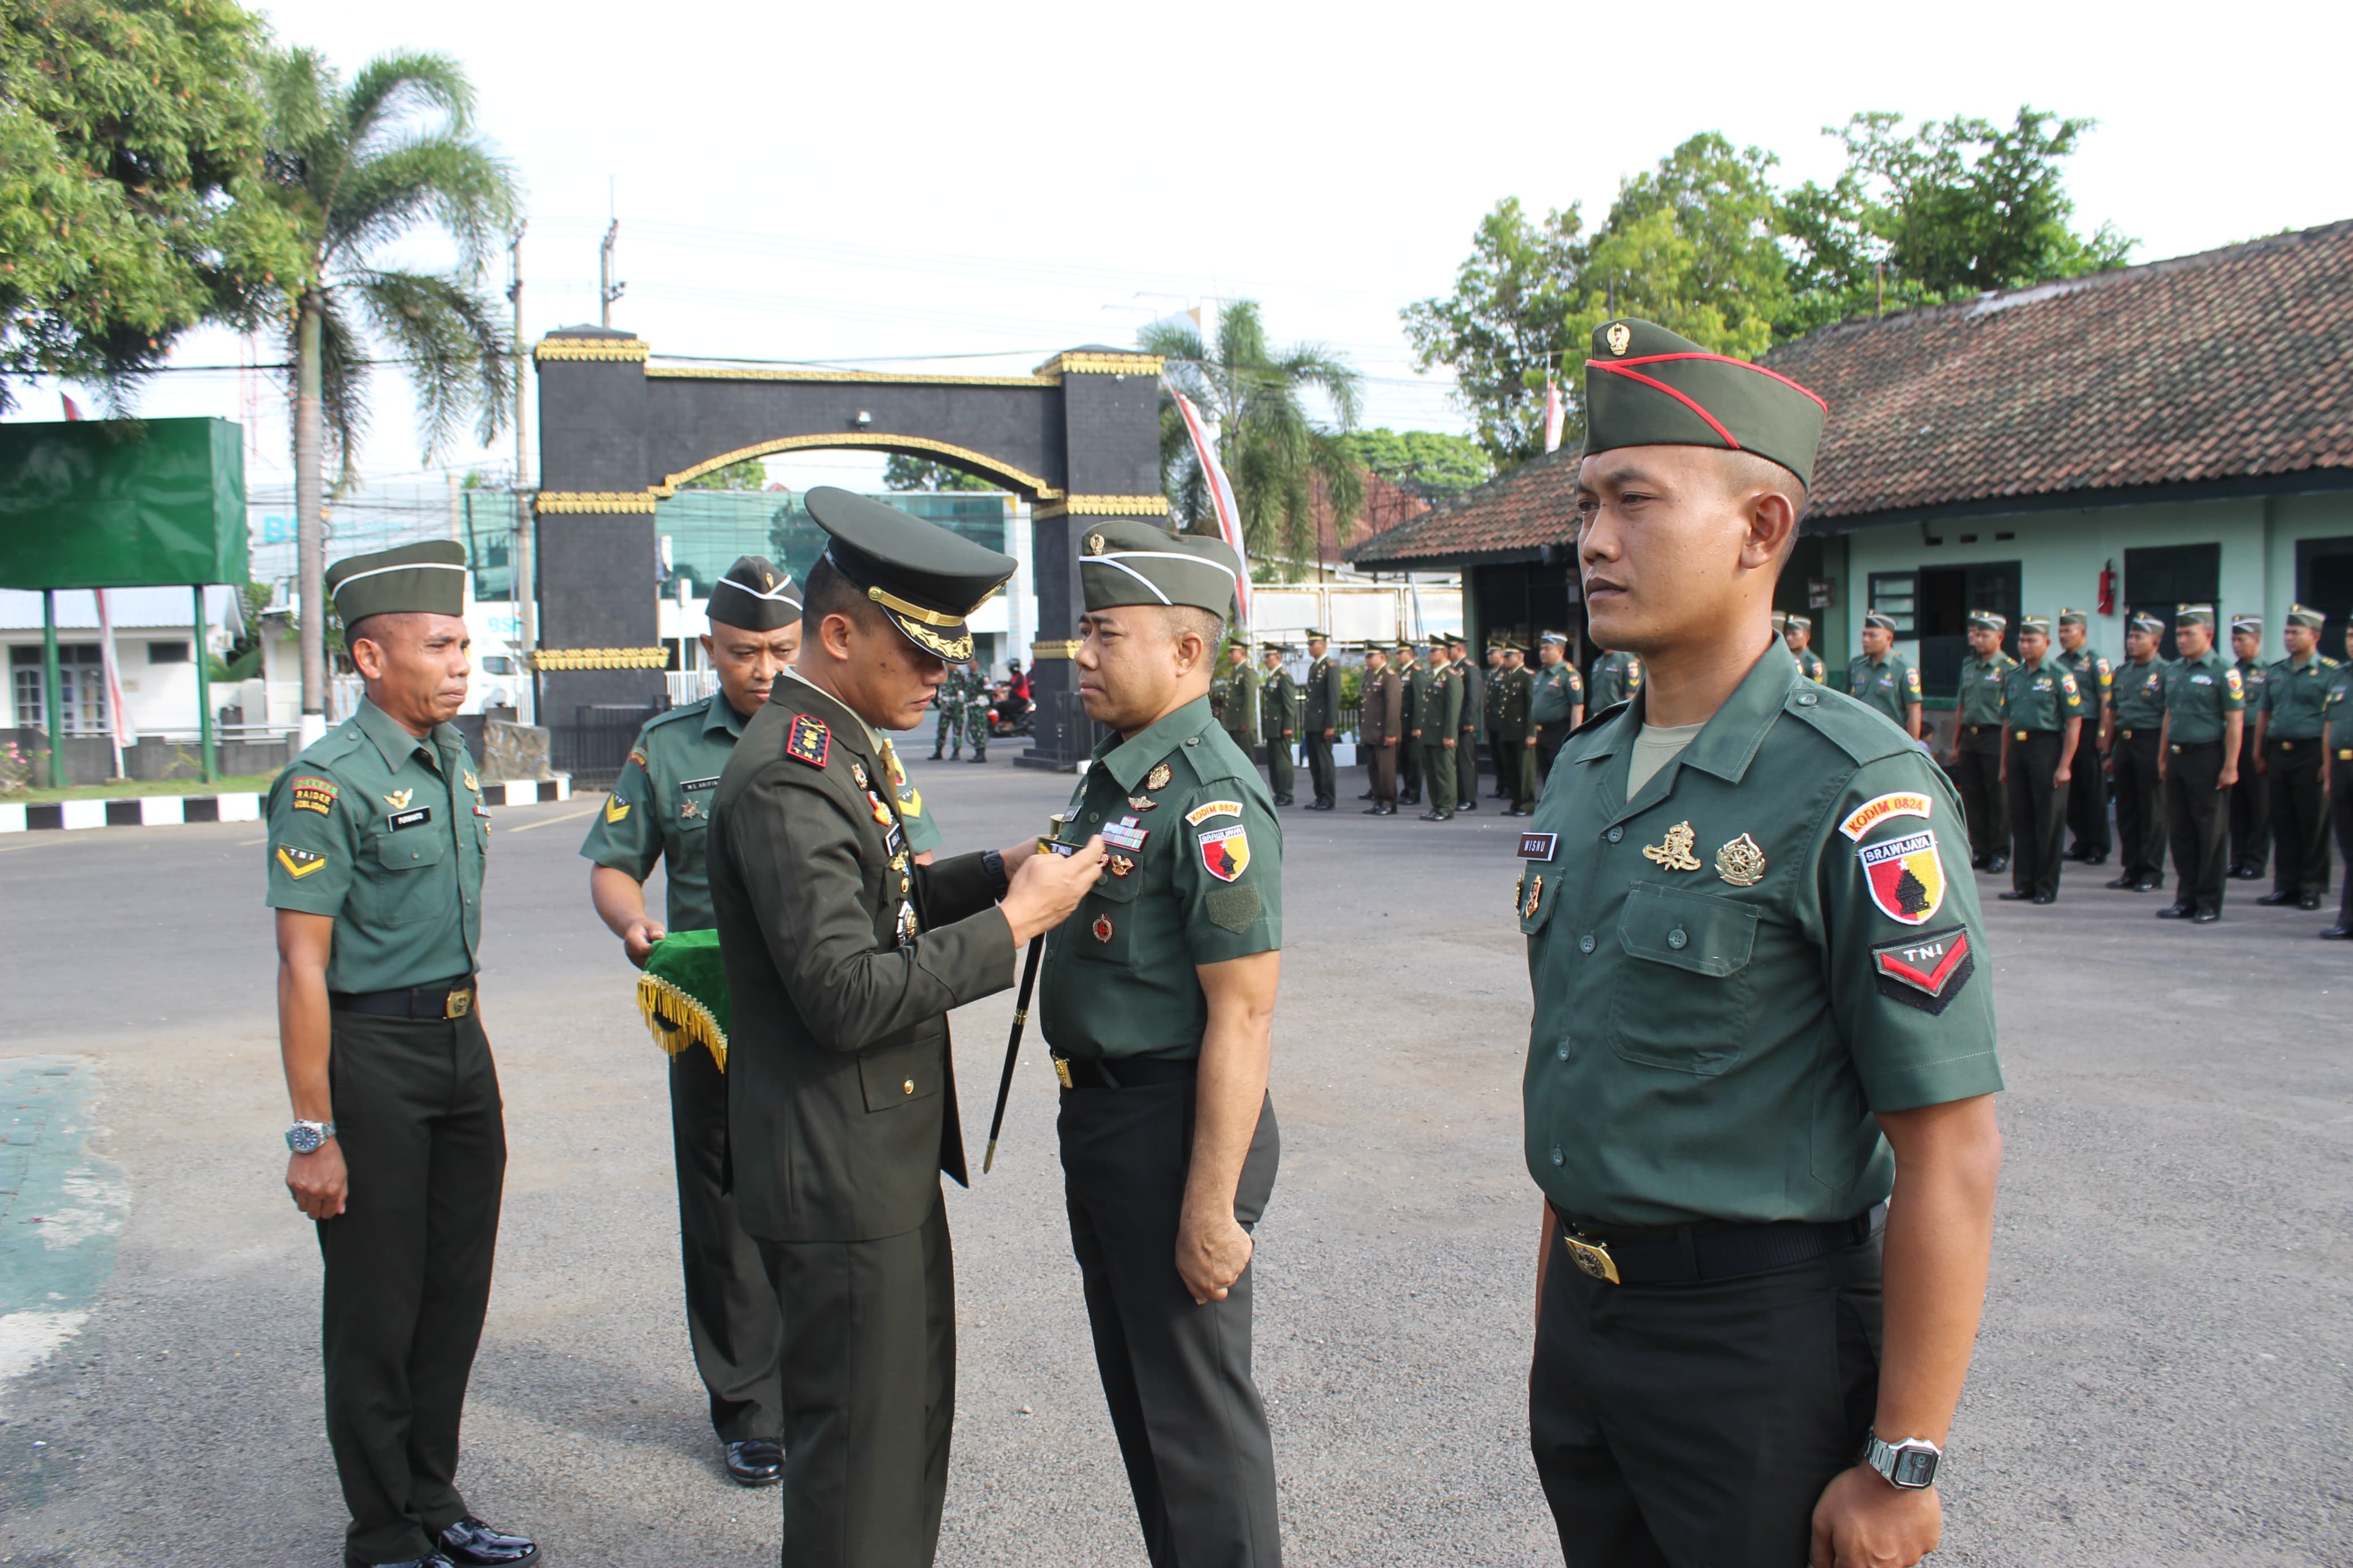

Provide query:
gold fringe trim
left=636, top=972, right=728, bottom=1072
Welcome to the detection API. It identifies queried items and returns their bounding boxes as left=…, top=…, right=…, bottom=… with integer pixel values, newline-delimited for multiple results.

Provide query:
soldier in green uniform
left=1214, top=640, right=1259, bottom=762
left=267, top=541, right=540, bottom=1568
left=930, top=660, right=967, bottom=759
left=2255, top=604, right=2338, bottom=910
left=1395, top=640, right=1425, bottom=806
left=1417, top=636, right=1462, bottom=822
left=2053, top=609, right=2113, bottom=865
left=1259, top=643, right=1298, bottom=805
left=1359, top=643, right=1402, bottom=814
left=962, top=658, right=994, bottom=762
left=1525, top=319, right=2002, bottom=1568
left=2227, top=615, right=2270, bottom=879
left=1040, top=519, right=1285, bottom=1568
left=1492, top=640, right=1538, bottom=816
left=1484, top=640, right=1511, bottom=798
left=2321, top=621, right=2353, bottom=939
left=2104, top=614, right=2173, bottom=892
left=579, top=555, right=811, bottom=1490
left=2157, top=604, right=2245, bottom=923
left=1450, top=633, right=1484, bottom=812
left=1847, top=611, right=1924, bottom=737
left=1588, top=646, right=1643, bottom=709
left=1300, top=630, right=1342, bottom=810
left=1997, top=616, right=2084, bottom=904
left=1948, top=611, right=2016, bottom=873
left=1783, top=613, right=1827, bottom=683
left=1530, top=632, right=1585, bottom=784
left=707, top=489, right=1104, bottom=1567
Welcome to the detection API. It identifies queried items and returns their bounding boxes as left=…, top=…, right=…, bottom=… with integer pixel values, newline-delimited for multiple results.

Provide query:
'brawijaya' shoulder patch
left=1870, top=926, right=1973, bottom=1013
left=1860, top=830, right=1946, bottom=925
left=786, top=714, right=832, bottom=768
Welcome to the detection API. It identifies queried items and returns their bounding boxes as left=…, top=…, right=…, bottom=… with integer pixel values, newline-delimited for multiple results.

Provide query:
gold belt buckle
left=446, top=986, right=473, bottom=1019
left=1562, top=1230, right=1621, bottom=1285
left=2015, top=730, right=2029, bottom=741
left=2280, top=740, right=2294, bottom=751
left=1052, top=1055, right=1074, bottom=1089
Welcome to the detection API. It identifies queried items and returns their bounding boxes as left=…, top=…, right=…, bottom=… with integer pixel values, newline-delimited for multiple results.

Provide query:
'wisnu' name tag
left=1516, top=831, right=1558, bottom=861
left=388, top=806, right=433, bottom=832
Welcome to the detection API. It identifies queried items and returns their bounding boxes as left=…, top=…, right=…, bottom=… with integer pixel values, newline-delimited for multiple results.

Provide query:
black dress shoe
left=2300, top=895, right=2324, bottom=910
left=726, top=1438, right=785, bottom=1487
left=1458, top=800, right=1478, bottom=813
left=2319, top=925, right=2353, bottom=939
left=2156, top=904, right=2193, bottom=919
left=2230, top=866, right=2267, bottom=880
left=1358, top=789, right=1374, bottom=800
left=2131, top=879, right=2164, bottom=892
left=2255, top=890, right=2298, bottom=906
left=2104, top=874, right=2137, bottom=889
left=1418, top=810, right=1452, bottom=822
left=1505, top=807, right=1531, bottom=817
left=1996, top=889, right=2034, bottom=901
left=2080, top=852, right=2109, bottom=866
left=1986, top=856, right=2009, bottom=874
left=2032, top=894, right=2057, bottom=905
left=1274, top=795, right=1294, bottom=806
left=2191, top=909, right=2220, bottom=924
left=369, top=1555, right=455, bottom=1568
left=436, top=1517, right=538, bottom=1567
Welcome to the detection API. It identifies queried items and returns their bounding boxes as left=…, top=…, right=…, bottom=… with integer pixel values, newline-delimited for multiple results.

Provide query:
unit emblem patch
left=1197, top=824, right=1251, bottom=882
left=1641, top=820, right=1702, bottom=872
left=275, top=845, right=327, bottom=879
left=1715, top=833, right=1766, bottom=887
left=1870, top=926, right=1975, bottom=1013
left=1145, top=762, right=1174, bottom=792
left=1860, top=831, right=1947, bottom=925
left=291, top=777, right=339, bottom=816
left=1184, top=799, right=1243, bottom=826
left=786, top=714, right=832, bottom=768
left=1839, top=792, right=1933, bottom=841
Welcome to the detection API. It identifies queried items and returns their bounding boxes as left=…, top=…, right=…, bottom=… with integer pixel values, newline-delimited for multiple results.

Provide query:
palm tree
left=260, top=49, right=522, bottom=732
left=1142, top=301, right=1364, bottom=581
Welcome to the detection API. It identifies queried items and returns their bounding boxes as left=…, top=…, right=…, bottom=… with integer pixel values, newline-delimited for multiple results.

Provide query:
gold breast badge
left=1642, top=820, right=1702, bottom=872
left=1145, top=762, right=1174, bottom=792
left=1714, top=833, right=1765, bottom=887
left=1127, top=794, right=1158, bottom=812
left=850, top=761, right=869, bottom=789
left=1109, top=854, right=1136, bottom=878
left=1522, top=873, right=1544, bottom=918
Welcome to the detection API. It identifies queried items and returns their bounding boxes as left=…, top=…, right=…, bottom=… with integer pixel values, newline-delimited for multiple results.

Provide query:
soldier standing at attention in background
left=267, top=541, right=540, bottom=1568
left=1530, top=632, right=1585, bottom=783
left=1450, top=633, right=1484, bottom=813
left=1485, top=640, right=1512, bottom=798
left=1493, top=641, right=1538, bottom=817
left=2104, top=615, right=2173, bottom=893
left=1041, top=520, right=1286, bottom=1568
left=2227, top=615, right=2271, bottom=879
left=2255, top=604, right=2338, bottom=912
left=1215, top=640, right=1260, bottom=764
left=1948, top=612, right=2016, bottom=874
left=1395, top=639, right=1425, bottom=807
left=1300, top=630, right=1342, bottom=810
left=579, top=555, right=805, bottom=1491
left=1417, top=636, right=1462, bottom=822
left=2157, top=604, right=2244, bottom=924
left=1259, top=643, right=1298, bottom=806
left=1359, top=644, right=1402, bottom=815
left=2320, top=621, right=2353, bottom=939
left=707, top=488, right=1101, bottom=1567
left=1523, top=319, right=2002, bottom=1568
left=1996, top=616, right=2084, bottom=904
left=1783, top=613, right=1827, bottom=682
left=1588, top=645, right=1642, bottom=710
left=962, top=658, right=993, bottom=762
left=930, top=659, right=967, bottom=759
left=2053, top=610, right=2113, bottom=865
left=1848, top=612, right=1924, bottom=738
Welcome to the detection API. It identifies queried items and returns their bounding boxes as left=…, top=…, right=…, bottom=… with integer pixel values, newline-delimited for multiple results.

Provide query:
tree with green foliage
left=1343, top=428, right=1493, bottom=493
left=1142, top=300, right=1363, bottom=581
left=883, top=453, right=996, bottom=492
left=258, top=47, right=522, bottom=728
left=0, top=0, right=304, bottom=408
left=679, top=456, right=772, bottom=491
left=1401, top=197, right=1586, bottom=468
left=1581, top=133, right=1787, bottom=362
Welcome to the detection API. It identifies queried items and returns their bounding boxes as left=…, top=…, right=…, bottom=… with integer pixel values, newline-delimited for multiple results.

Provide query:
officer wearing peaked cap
left=2053, top=610, right=2113, bottom=864
left=266, top=541, right=542, bottom=1568
left=1300, top=629, right=1342, bottom=809
left=2227, top=613, right=2272, bottom=879
left=706, top=487, right=1104, bottom=1566
left=1524, top=319, right=2002, bottom=1568
left=2256, top=604, right=2338, bottom=910
left=1044, top=518, right=1286, bottom=1566
left=2157, top=603, right=2244, bottom=922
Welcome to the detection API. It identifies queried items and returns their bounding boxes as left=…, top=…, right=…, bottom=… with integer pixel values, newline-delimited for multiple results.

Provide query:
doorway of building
left=2124, top=543, right=2221, bottom=660
left=2296, top=535, right=2353, bottom=647
left=1910, top=561, right=2020, bottom=694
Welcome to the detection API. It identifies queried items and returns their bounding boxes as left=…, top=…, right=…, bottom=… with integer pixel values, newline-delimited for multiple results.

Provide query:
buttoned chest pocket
left=372, top=828, right=449, bottom=926
left=1608, top=883, right=1758, bottom=1076
left=1069, top=859, right=1144, bottom=965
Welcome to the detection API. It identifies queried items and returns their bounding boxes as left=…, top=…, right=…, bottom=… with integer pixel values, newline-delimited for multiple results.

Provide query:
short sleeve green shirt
left=264, top=698, right=488, bottom=992
left=1531, top=662, right=1584, bottom=726
left=2164, top=648, right=2244, bottom=743
left=1955, top=651, right=2016, bottom=725
left=1520, top=647, right=2002, bottom=1227
left=1845, top=652, right=1921, bottom=728
left=577, top=694, right=747, bottom=931
left=1590, top=650, right=1643, bottom=709
left=2261, top=653, right=2340, bottom=741
left=2113, top=658, right=2173, bottom=729
left=2328, top=665, right=2353, bottom=754
left=2000, top=655, right=2083, bottom=731
left=1038, top=696, right=1283, bottom=1061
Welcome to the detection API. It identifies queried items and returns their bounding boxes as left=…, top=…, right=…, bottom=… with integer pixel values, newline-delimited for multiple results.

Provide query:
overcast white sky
left=24, top=0, right=2351, bottom=496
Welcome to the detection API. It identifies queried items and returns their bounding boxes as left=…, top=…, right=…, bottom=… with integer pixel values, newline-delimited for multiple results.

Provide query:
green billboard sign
left=0, top=417, right=247, bottom=589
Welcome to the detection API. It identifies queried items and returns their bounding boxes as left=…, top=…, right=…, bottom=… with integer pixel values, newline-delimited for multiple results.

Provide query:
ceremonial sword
left=983, top=817, right=1072, bottom=1174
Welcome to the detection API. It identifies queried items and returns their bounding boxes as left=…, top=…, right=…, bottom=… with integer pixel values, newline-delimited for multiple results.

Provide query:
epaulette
left=294, top=720, right=365, bottom=770
left=641, top=696, right=713, bottom=734
left=1565, top=698, right=1630, bottom=740
left=1781, top=684, right=1917, bottom=766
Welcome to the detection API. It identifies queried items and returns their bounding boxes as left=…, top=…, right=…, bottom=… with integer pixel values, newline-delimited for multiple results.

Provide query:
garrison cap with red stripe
left=1582, top=318, right=1828, bottom=487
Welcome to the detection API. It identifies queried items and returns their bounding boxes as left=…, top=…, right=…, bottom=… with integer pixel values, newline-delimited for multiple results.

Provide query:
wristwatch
left=981, top=846, right=1009, bottom=900
left=1861, top=1431, right=1942, bottom=1490
left=285, top=1119, right=337, bottom=1154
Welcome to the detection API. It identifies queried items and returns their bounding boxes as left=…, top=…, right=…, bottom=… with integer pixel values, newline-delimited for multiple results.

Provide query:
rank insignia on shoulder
left=382, top=788, right=413, bottom=810
left=275, top=844, right=327, bottom=878
left=1145, top=762, right=1174, bottom=792
left=1184, top=799, right=1243, bottom=826
left=1197, top=823, right=1250, bottom=882
left=291, top=776, right=339, bottom=815
left=1870, top=926, right=1975, bottom=1013
left=1641, top=820, right=1702, bottom=872
left=1715, top=833, right=1766, bottom=887
left=1860, top=831, right=1946, bottom=924
left=605, top=793, right=631, bottom=824
left=786, top=714, right=832, bottom=768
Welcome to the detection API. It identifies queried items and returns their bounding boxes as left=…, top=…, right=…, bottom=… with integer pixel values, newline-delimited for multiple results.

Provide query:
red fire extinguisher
left=2098, top=559, right=2116, bottom=616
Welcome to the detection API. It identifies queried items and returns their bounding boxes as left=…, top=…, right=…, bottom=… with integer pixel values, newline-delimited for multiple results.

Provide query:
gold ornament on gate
left=1715, top=833, right=1766, bottom=887
left=1642, top=820, right=1702, bottom=872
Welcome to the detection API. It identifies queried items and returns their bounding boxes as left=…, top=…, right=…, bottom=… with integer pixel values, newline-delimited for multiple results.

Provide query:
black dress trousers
left=2112, top=728, right=2166, bottom=883
left=2165, top=740, right=2231, bottom=915
left=2006, top=729, right=2068, bottom=900
left=2334, top=761, right=2353, bottom=928
left=318, top=1008, right=506, bottom=1568
left=1060, top=1083, right=1283, bottom=1568
left=1950, top=726, right=2009, bottom=865
left=1530, top=1221, right=1883, bottom=1568
left=2065, top=720, right=2110, bottom=857
left=667, top=1041, right=785, bottom=1443
left=1304, top=731, right=1335, bottom=807
left=2230, top=725, right=2271, bottom=875
left=2265, top=740, right=2330, bottom=900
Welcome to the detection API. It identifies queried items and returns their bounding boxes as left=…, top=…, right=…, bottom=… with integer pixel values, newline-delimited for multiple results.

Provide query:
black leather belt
left=1554, top=1203, right=1885, bottom=1287
left=330, top=978, right=477, bottom=1020
left=1052, top=1053, right=1197, bottom=1090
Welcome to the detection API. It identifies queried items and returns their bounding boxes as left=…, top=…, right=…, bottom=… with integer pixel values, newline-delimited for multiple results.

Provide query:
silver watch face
left=1890, top=1445, right=1939, bottom=1488
left=287, top=1123, right=325, bottom=1154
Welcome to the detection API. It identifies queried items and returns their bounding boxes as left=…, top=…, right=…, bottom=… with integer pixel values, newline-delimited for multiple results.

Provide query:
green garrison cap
left=2130, top=611, right=2167, bottom=636
left=1078, top=518, right=1242, bottom=617
left=1540, top=630, right=1568, bottom=646
left=328, top=539, right=466, bottom=625
left=1305, top=627, right=1331, bottom=640
left=2230, top=612, right=2262, bottom=634
left=1784, top=614, right=1812, bottom=632
left=706, top=555, right=803, bottom=632
left=2176, top=603, right=2216, bottom=628
left=806, top=486, right=1015, bottom=663
left=1583, top=318, right=1829, bottom=486
left=2019, top=615, right=2053, bottom=636
left=2057, top=608, right=2089, bottom=628
left=1863, top=611, right=1899, bottom=632
left=2287, top=603, right=2327, bottom=629
left=1967, top=609, right=2007, bottom=633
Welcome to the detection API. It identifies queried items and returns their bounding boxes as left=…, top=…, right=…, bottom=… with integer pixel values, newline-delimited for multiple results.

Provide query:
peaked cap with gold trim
left=1584, top=318, right=1828, bottom=486
left=706, top=554, right=803, bottom=632
left=328, top=539, right=467, bottom=624
left=1078, top=517, right=1242, bottom=617
left=806, top=486, right=1015, bottom=662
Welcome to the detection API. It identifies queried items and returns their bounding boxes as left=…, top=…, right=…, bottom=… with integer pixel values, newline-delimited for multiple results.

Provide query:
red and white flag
left=61, top=392, right=84, bottom=421
left=94, top=589, right=137, bottom=764
left=1170, top=390, right=1251, bottom=630
left=1542, top=380, right=1565, bottom=454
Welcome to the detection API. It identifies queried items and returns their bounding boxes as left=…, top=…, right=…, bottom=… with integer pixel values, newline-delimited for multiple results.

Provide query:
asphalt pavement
left=0, top=751, right=2347, bottom=1567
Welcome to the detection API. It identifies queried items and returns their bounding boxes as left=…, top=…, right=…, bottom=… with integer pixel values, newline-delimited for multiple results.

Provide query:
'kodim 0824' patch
left=275, top=844, right=327, bottom=879
left=1184, top=800, right=1243, bottom=826
left=1870, top=926, right=1974, bottom=1013
left=291, top=776, right=339, bottom=815
left=1839, top=792, right=1932, bottom=841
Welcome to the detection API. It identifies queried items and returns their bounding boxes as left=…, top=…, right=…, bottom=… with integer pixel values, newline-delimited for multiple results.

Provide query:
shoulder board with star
left=785, top=711, right=833, bottom=768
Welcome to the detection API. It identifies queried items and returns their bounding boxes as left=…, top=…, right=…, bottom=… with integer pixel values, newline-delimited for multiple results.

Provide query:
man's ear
left=348, top=636, right=384, bottom=681
left=1742, top=488, right=1800, bottom=571
left=817, top=611, right=857, bottom=661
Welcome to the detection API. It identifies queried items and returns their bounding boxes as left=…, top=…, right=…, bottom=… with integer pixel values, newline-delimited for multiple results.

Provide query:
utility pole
left=599, top=180, right=624, bottom=329
left=508, top=223, right=536, bottom=723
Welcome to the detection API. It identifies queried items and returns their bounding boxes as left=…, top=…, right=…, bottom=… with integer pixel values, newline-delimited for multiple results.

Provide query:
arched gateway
left=532, top=326, right=1166, bottom=768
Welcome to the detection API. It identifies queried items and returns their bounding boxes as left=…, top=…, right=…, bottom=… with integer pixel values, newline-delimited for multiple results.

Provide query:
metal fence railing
left=550, top=703, right=661, bottom=789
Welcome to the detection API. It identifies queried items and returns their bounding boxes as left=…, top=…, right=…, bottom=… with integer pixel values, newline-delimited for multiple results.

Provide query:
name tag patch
left=1516, top=831, right=1558, bottom=861
left=1871, top=926, right=1975, bottom=1014
left=387, top=806, right=433, bottom=832
left=681, top=775, right=721, bottom=792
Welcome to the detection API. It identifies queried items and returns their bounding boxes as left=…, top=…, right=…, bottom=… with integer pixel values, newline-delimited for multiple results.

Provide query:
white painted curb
left=0, top=803, right=24, bottom=834
left=60, top=800, right=106, bottom=831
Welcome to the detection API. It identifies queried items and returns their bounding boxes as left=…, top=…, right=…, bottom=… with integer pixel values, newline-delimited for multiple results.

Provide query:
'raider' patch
left=1870, top=926, right=1974, bottom=1014
left=291, top=776, right=339, bottom=815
